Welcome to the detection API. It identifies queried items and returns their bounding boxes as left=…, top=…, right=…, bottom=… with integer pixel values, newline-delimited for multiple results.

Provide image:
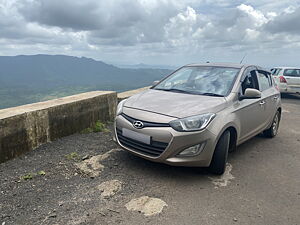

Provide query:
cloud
left=0, top=0, right=300, bottom=66
left=265, top=7, right=300, bottom=34
left=18, top=0, right=103, bottom=30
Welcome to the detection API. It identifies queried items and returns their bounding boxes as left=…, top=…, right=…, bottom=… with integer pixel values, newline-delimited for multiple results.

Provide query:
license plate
left=122, top=128, right=151, bottom=145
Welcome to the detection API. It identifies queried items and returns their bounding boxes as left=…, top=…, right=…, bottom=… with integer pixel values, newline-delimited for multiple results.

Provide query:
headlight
left=169, top=113, right=215, bottom=132
left=116, top=99, right=126, bottom=116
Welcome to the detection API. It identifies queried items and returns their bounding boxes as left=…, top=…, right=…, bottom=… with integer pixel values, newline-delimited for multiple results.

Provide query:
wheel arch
left=277, top=107, right=282, bottom=118
left=213, top=123, right=239, bottom=153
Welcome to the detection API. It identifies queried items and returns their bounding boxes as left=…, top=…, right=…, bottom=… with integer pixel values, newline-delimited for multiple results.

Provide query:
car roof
left=271, top=67, right=300, bottom=69
left=185, top=62, right=255, bottom=69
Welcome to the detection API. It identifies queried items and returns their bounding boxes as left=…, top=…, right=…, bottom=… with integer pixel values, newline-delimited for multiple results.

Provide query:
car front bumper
left=114, top=114, right=218, bottom=167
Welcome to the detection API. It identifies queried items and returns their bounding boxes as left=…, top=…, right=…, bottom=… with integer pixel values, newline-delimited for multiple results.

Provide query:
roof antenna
left=240, top=54, right=247, bottom=64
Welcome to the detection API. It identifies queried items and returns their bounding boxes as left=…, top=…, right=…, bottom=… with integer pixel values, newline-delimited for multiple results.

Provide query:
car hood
left=124, top=89, right=228, bottom=118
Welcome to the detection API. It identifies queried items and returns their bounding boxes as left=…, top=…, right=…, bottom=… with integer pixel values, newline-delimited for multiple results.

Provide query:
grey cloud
left=87, top=1, right=180, bottom=45
left=265, top=7, right=300, bottom=34
left=18, top=0, right=180, bottom=46
left=19, top=0, right=103, bottom=30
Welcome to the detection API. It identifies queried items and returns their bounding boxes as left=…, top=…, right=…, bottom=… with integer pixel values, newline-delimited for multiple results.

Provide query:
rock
left=82, top=155, right=90, bottom=160
left=125, top=196, right=167, bottom=216
left=233, top=217, right=238, bottom=222
left=75, top=149, right=121, bottom=177
left=48, top=213, right=57, bottom=218
left=98, top=180, right=122, bottom=198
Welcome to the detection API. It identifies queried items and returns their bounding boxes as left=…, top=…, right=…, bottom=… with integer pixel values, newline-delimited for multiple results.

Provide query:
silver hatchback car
left=114, top=63, right=281, bottom=175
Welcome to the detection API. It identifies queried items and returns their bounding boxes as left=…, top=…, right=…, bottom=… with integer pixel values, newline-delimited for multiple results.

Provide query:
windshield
left=153, top=66, right=240, bottom=96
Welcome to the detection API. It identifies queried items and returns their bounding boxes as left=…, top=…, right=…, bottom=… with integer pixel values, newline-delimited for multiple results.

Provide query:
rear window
left=284, top=69, right=300, bottom=77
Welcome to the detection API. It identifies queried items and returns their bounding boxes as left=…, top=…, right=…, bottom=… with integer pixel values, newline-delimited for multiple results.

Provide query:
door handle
left=259, top=101, right=266, bottom=106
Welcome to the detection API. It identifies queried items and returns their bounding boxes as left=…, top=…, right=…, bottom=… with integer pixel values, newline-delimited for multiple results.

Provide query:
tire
left=208, top=130, right=230, bottom=175
left=263, top=111, right=280, bottom=138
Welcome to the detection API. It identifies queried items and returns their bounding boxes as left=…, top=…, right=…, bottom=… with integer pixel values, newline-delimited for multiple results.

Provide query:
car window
left=271, top=68, right=277, bottom=75
left=284, top=69, right=300, bottom=77
left=154, top=66, right=240, bottom=96
left=274, top=69, right=282, bottom=76
left=268, top=73, right=273, bottom=86
left=241, top=68, right=259, bottom=94
left=257, top=71, right=272, bottom=91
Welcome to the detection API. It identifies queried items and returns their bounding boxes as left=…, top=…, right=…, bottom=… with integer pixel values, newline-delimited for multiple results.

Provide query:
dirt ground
left=0, top=94, right=300, bottom=225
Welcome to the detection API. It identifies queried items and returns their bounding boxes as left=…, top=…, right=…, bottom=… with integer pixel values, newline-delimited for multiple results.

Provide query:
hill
left=0, top=55, right=172, bottom=109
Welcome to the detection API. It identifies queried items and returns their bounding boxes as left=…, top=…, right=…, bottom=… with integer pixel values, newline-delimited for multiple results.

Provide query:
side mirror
left=239, top=88, right=261, bottom=100
left=152, top=80, right=159, bottom=86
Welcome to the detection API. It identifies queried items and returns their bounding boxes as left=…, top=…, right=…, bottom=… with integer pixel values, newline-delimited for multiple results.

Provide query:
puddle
left=209, top=163, right=234, bottom=188
left=98, top=180, right=122, bottom=198
left=125, top=196, right=167, bottom=216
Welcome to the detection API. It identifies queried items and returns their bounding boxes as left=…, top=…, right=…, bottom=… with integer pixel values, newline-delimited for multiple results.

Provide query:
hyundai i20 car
left=114, top=63, right=282, bottom=175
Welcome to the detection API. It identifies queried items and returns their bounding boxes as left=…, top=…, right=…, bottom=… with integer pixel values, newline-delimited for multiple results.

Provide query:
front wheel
left=263, top=111, right=280, bottom=138
left=208, top=131, right=230, bottom=175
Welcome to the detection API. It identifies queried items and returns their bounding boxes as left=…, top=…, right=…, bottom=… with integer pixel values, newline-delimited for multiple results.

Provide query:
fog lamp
left=178, top=142, right=206, bottom=157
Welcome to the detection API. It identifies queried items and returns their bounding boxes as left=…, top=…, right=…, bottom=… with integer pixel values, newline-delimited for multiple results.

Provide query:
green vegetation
left=65, top=152, right=80, bottom=161
left=37, top=170, right=46, bottom=176
left=21, top=173, right=34, bottom=180
left=20, top=171, right=46, bottom=180
left=81, top=121, right=110, bottom=134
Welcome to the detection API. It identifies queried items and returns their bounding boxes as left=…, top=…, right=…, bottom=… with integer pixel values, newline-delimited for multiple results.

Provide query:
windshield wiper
left=155, top=88, right=224, bottom=96
left=155, top=88, right=193, bottom=94
left=200, top=92, right=224, bottom=97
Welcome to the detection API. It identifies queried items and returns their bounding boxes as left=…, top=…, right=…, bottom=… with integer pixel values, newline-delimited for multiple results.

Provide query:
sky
left=0, top=0, right=300, bottom=67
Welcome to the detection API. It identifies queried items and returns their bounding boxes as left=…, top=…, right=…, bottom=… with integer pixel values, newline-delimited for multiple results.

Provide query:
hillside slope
left=0, top=55, right=172, bottom=109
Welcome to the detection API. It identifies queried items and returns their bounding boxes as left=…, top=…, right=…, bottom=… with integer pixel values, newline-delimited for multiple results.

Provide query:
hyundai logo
left=133, top=121, right=144, bottom=129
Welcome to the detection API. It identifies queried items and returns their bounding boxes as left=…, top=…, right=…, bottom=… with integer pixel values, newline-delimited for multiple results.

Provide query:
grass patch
left=65, top=152, right=80, bottom=161
left=20, top=171, right=46, bottom=180
left=81, top=121, right=110, bottom=134
left=37, top=170, right=46, bottom=176
left=21, top=173, right=34, bottom=180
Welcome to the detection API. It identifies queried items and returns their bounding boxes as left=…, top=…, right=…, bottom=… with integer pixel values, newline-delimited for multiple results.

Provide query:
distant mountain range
left=0, top=55, right=173, bottom=109
left=117, top=63, right=177, bottom=70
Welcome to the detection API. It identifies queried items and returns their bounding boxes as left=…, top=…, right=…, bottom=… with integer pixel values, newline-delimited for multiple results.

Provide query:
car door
left=283, top=69, right=300, bottom=92
left=234, top=67, right=267, bottom=142
left=256, top=70, right=279, bottom=128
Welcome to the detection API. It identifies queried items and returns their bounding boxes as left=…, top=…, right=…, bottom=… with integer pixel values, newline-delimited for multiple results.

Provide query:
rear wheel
left=208, top=131, right=230, bottom=175
left=263, top=111, right=280, bottom=138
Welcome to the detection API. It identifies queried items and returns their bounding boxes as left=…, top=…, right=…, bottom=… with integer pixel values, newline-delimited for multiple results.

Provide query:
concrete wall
left=117, top=86, right=150, bottom=102
left=0, top=91, right=117, bottom=163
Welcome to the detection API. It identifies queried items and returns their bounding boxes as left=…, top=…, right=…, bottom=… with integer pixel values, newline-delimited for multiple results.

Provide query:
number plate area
left=122, top=128, right=151, bottom=145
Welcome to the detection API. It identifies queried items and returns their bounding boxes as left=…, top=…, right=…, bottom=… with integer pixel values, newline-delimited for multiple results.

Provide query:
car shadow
left=229, top=134, right=268, bottom=157
left=118, top=150, right=210, bottom=180
left=281, top=93, right=300, bottom=101
left=115, top=137, right=266, bottom=181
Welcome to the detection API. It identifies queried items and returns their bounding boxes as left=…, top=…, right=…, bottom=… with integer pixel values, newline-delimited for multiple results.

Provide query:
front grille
left=116, top=128, right=168, bottom=157
left=121, top=113, right=170, bottom=128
